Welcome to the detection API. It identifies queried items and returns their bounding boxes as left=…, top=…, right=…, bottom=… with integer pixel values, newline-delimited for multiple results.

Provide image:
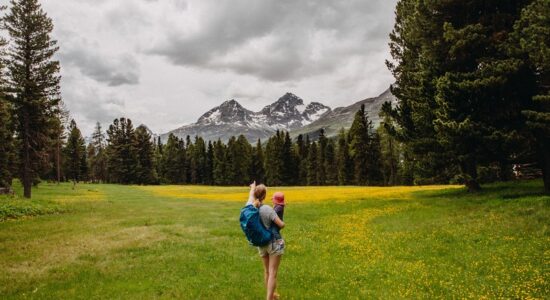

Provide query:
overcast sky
left=40, top=0, right=398, bottom=136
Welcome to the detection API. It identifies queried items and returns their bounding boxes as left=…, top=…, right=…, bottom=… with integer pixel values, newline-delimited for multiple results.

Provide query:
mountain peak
left=197, top=99, right=252, bottom=125
left=276, top=93, right=303, bottom=105
left=220, top=99, right=242, bottom=108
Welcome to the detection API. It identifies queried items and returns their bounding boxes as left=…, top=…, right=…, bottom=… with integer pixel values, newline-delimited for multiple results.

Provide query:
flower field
left=0, top=181, right=548, bottom=299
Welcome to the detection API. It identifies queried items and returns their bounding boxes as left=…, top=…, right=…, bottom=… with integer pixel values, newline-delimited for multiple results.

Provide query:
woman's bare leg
left=266, top=255, right=281, bottom=300
left=262, top=256, right=270, bottom=289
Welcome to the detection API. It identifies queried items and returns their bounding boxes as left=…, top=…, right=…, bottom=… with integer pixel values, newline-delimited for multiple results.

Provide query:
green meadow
left=0, top=181, right=548, bottom=299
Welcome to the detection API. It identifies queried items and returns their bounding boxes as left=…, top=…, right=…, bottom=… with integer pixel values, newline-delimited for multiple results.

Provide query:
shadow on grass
left=414, top=180, right=547, bottom=200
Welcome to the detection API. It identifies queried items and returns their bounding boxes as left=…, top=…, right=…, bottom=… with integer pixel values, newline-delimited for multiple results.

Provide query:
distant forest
left=49, top=104, right=397, bottom=187
left=0, top=0, right=548, bottom=197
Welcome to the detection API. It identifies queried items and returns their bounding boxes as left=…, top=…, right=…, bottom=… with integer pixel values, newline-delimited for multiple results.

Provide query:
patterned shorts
left=258, top=239, right=285, bottom=257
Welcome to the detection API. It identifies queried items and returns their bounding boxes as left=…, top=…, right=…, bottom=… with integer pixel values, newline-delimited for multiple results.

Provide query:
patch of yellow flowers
left=137, top=184, right=458, bottom=203
left=52, top=186, right=105, bottom=203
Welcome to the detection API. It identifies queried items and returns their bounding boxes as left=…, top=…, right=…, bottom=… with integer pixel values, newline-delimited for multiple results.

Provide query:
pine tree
left=190, top=136, right=206, bottom=184
left=367, top=131, right=384, bottom=185
left=317, top=129, right=327, bottom=185
left=265, top=131, right=283, bottom=186
left=134, top=125, right=157, bottom=185
left=5, top=0, right=61, bottom=197
left=336, top=129, right=352, bottom=185
left=237, top=135, right=253, bottom=185
left=296, top=134, right=308, bottom=185
left=281, top=132, right=296, bottom=185
left=204, top=141, right=214, bottom=185
left=325, top=139, right=337, bottom=185
left=185, top=135, right=193, bottom=182
left=181, top=136, right=190, bottom=184
left=154, top=137, right=163, bottom=182
left=0, top=95, right=15, bottom=190
left=212, top=139, right=227, bottom=185
left=160, top=134, right=183, bottom=184
left=433, top=0, right=535, bottom=191
left=225, top=136, right=237, bottom=185
left=514, top=0, right=550, bottom=194
left=251, top=139, right=266, bottom=184
left=378, top=108, right=400, bottom=186
left=307, top=142, right=318, bottom=186
left=0, top=24, right=15, bottom=190
left=349, top=105, right=371, bottom=185
left=89, top=122, right=107, bottom=183
left=63, top=120, right=86, bottom=185
left=106, top=118, right=137, bottom=184
left=50, top=104, right=69, bottom=183
left=86, top=143, right=95, bottom=182
left=387, top=0, right=455, bottom=185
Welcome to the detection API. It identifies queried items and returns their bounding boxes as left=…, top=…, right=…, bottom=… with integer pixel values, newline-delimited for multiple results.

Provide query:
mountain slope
left=290, top=88, right=397, bottom=139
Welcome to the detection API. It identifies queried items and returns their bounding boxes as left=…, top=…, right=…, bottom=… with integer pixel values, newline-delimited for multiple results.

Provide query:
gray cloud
left=149, top=0, right=394, bottom=82
left=41, top=0, right=397, bottom=136
left=59, top=37, right=140, bottom=87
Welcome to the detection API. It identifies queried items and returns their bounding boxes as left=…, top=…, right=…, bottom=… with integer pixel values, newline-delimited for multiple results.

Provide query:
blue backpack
left=239, top=205, right=273, bottom=246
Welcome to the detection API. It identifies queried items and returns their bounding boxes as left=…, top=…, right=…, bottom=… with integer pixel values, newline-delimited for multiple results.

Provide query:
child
left=271, top=192, right=285, bottom=240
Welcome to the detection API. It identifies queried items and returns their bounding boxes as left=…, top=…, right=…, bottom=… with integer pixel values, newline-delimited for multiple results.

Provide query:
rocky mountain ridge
left=161, top=88, right=396, bottom=143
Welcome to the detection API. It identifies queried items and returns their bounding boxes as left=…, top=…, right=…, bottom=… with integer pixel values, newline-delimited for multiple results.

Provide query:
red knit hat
left=272, top=192, right=285, bottom=206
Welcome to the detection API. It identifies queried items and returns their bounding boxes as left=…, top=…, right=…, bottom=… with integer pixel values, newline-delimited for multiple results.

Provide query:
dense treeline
left=77, top=104, right=393, bottom=186
left=386, top=0, right=549, bottom=193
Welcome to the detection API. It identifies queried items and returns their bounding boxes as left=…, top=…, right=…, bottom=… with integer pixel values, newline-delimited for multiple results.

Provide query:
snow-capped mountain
left=162, top=93, right=331, bottom=142
left=161, top=88, right=396, bottom=143
left=258, top=93, right=331, bottom=129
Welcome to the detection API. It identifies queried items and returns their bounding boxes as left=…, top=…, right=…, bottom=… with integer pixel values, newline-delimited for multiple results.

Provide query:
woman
left=247, top=181, right=285, bottom=300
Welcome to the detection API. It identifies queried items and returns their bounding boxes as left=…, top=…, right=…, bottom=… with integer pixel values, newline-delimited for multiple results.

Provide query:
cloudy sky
left=40, top=0, right=398, bottom=136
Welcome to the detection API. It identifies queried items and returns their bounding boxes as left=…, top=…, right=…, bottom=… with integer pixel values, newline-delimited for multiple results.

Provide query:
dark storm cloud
left=149, top=0, right=395, bottom=82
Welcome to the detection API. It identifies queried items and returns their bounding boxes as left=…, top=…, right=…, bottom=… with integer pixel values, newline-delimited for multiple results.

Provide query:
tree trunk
left=56, top=136, right=61, bottom=184
left=499, top=161, right=511, bottom=182
left=461, top=159, right=481, bottom=192
left=388, top=137, right=396, bottom=186
left=23, top=114, right=31, bottom=198
left=539, top=138, right=550, bottom=195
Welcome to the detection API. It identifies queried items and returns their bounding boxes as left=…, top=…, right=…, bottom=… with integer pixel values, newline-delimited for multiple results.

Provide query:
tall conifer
left=307, top=142, right=318, bottom=186
left=251, top=139, right=266, bottom=184
left=336, top=129, right=352, bottom=186
left=349, top=104, right=371, bottom=185
left=514, top=0, right=550, bottom=194
left=63, top=120, right=86, bottom=185
left=5, top=0, right=61, bottom=197
left=134, top=125, right=157, bottom=185
left=106, top=118, right=137, bottom=184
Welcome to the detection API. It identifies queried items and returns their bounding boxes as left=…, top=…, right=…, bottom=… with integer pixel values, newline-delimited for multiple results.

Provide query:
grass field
left=0, top=181, right=548, bottom=299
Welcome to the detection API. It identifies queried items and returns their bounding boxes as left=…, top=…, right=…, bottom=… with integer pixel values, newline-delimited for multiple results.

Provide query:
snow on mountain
left=162, top=93, right=331, bottom=142
left=197, top=99, right=255, bottom=126
left=161, top=88, right=395, bottom=143
left=302, top=102, right=331, bottom=125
